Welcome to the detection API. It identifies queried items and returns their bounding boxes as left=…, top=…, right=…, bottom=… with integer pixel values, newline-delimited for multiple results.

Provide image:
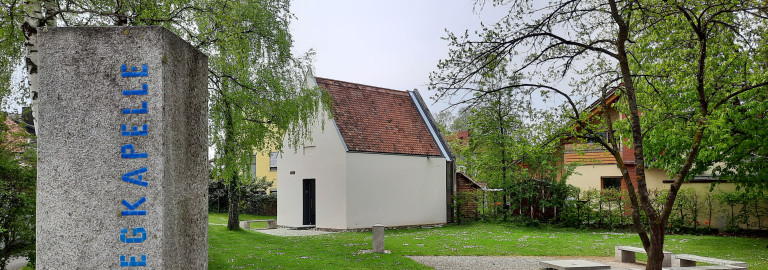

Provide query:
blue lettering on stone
left=120, top=227, right=147, bottom=243
left=120, top=255, right=147, bottom=267
left=122, top=167, right=148, bottom=186
left=122, top=102, right=148, bottom=114
left=121, top=197, right=147, bottom=216
left=123, top=84, right=148, bottom=96
left=121, top=64, right=148, bottom=77
left=118, top=64, right=151, bottom=267
left=121, top=144, right=148, bottom=159
left=121, top=124, right=148, bottom=136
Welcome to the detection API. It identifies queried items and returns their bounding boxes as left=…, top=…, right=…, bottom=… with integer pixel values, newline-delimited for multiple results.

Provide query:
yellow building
left=251, top=150, right=279, bottom=194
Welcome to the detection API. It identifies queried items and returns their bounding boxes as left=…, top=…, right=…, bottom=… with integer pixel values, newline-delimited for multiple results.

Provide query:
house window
left=586, top=132, right=604, bottom=144
left=269, top=152, right=278, bottom=171
left=250, top=155, right=257, bottom=177
left=602, top=177, right=621, bottom=190
left=587, top=131, right=616, bottom=144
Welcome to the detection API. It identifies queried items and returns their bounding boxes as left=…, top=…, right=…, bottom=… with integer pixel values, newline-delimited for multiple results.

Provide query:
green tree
left=432, top=110, right=456, bottom=134
left=458, top=89, right=571, bottom=220
left=454, top=64, right=570, bottom=220
left=451, top=108, right=471, bottom=132
left=462, top=90, right=523, bottom=218
left=431, top=1, right=767, bottom=268
left=1, top=0, right=323, bottom=231
left=0, top=116, right=36, bottom=270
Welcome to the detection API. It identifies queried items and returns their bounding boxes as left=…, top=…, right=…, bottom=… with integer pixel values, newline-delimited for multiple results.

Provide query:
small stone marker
left=240, top=221, right=251, bottom=230
left=539, top=260, right=610, bottom=270
left=372, top=224, right=385, bottom=253
left=37, top=26, right=208, bottom=269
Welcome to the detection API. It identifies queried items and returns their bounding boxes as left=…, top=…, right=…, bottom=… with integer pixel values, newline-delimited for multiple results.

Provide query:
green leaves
left=627, top=0, right=768, bottom=186
left=0, top=116, right=36, bottom=269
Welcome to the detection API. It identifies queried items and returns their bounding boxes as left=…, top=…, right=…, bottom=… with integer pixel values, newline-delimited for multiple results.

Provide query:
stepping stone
left=540, top=259, right=611, bottom=270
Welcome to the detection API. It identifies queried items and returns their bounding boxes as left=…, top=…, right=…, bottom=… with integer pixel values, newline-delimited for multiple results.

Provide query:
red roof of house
left=315, top=77, right=442, bottom=156
left=447, top=130, right=469, bottom=145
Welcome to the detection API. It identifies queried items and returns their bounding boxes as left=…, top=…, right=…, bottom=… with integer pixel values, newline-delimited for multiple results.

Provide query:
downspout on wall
left=408, top=90, right=456, bottom=223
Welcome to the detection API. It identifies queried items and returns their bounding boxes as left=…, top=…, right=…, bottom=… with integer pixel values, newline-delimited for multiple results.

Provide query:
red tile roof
left=447, top=130, right=469, bottom=145
left=315, top=77, right=442, bottom=156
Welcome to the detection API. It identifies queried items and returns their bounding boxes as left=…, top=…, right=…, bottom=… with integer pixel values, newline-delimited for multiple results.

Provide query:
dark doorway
left=303, top=179, right=316, bottom=225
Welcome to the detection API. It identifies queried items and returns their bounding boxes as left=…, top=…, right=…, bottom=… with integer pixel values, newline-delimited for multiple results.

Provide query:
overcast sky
left=290, top=0, right=508, bottom=113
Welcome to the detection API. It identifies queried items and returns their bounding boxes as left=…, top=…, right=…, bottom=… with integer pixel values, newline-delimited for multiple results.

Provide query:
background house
left=563, top=91, right=743, bottom=229
left=455, top=172, right=486, bottom=221
left=250, top=150, right=279, bottom=194
left=277, top=75, right=454, bottom=230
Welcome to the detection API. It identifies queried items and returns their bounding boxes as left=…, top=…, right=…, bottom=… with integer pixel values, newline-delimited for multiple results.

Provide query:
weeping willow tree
left=1, top=0, right=324, bottom=231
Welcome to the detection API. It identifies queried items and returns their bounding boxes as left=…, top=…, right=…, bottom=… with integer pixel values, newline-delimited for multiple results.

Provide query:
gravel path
left=250, top=227, right=338, bottom=237
left=209, top=223, right=337, bottom=236
left=406, top=255, right=647, bottom=270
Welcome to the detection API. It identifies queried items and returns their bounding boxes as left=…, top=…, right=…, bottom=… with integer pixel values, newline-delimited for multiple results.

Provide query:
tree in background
left=451, top=108, right=472, bottom=132
left=431, top=0, right=767, bottom=268
left=0, top=114, right=36, bottom=270
left=0, top=0, right=323, bottom=231
left=432, top=110, right=454, bottom=134
left=455, top=88, right=574, bottom=220
left=449, top=59, right=572, bottom=220
left=463, top=90, right=523, bottom=218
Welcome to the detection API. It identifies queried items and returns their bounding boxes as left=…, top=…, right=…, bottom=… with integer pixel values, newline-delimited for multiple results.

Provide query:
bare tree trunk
left=646, top=224, right=666, bottom=270
left=23, top=0, right=55, bottom=130
left=223, top=103, right=240, bottom=230
left=22, top=0, right=42, bottom=129
left=607, top=2, right=658, bottom=267
left=227, top=172, right=240, bottom=230
left=755, top=200, right=762, bottom=229
left=498, top=101, right=509, bottom=221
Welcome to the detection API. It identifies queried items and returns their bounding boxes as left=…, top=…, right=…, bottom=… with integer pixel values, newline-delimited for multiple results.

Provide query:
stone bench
left=615, top=246, right=672, bottom=267
left=674, top=254, right=747, bottom=269
left=239, top=219, right=277, bottom=230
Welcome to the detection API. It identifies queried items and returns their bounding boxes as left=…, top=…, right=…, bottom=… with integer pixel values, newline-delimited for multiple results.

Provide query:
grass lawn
left=208, top=216, right=768, bottom=269
left=208, top=213, right=275, bottom=229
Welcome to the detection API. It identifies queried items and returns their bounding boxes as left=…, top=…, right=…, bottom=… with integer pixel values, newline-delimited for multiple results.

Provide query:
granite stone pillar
left=37, top=26, right=208, bottom=269
left=372, top=224, right=385, bottom=253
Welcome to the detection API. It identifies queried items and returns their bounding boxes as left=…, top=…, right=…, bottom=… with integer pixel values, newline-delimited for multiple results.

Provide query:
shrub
left=242, top=193, right=277, bottom=216
left=208, top=176, right=276, bottom=216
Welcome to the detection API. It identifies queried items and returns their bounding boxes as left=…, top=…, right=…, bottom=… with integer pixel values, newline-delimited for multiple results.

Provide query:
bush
left=466, top=179, right=580, bottom=226
left=242, top=193, right=277, bottom=216
left=453, top=189, right=483, bottom=223
left=551, top=187, right=768, bottom=234
left=208, top=176, right=276, bottom=216
left=715, top=190, right=767, bottom=231
left=0, top=148, right=36, bottom=270
left=208, top=179, right=228, bottom=213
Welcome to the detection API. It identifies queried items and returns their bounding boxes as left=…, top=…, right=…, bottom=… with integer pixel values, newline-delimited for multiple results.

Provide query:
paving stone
left=540, top=259, right=611, bottom=270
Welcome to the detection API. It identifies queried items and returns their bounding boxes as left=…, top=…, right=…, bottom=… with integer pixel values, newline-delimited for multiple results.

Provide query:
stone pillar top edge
left=41, top=26, right=209, bottom=58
